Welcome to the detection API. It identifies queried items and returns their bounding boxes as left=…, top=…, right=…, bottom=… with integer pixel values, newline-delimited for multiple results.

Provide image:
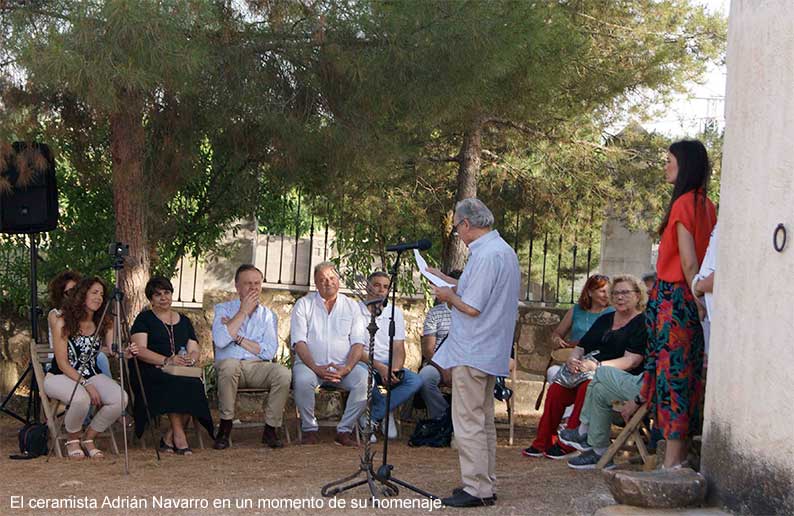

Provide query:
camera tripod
left=46, top=245, right=160, bottom=472
left=321, top=251, right=437, bottom=501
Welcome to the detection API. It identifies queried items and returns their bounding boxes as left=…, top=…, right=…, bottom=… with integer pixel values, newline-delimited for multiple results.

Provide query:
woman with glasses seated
left=523, top=274, right=645, bottom=460
left=128, top=277, right=214, bottom=455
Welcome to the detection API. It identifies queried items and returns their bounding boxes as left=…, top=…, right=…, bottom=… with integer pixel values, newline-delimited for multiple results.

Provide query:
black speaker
left=0, top=142, right=59, bottom=234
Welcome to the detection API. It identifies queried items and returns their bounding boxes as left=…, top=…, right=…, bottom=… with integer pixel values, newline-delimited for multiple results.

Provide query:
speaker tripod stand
left=0, top=233, right=42, bottom=426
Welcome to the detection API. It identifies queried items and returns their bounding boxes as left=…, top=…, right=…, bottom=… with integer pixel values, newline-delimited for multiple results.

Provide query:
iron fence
left=172, top=193, right=603, bottom=307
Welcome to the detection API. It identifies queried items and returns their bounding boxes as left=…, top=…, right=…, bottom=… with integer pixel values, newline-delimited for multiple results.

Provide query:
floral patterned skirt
left=644, top=279, right=705, bottom=441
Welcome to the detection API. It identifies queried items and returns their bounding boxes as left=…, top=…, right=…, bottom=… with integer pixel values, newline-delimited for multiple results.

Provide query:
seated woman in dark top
left=129, top=277, right=214, bottom=455
left=523, top=274, right=646, bottom=460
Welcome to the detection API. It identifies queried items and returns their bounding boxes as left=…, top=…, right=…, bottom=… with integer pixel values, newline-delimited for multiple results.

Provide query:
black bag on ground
left=408, top=410, right=453, bottom=448
left=18, top=422, right=48, bottom=458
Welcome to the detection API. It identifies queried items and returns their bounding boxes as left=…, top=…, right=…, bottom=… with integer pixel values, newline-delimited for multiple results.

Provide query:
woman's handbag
left=162, top=364, right=203, bottom=378
left=551, top=350, right=600, bottom=389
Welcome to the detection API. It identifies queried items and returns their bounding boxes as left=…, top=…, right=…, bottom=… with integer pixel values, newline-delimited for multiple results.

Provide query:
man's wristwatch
left=79, top=378, right=87, bottom=387
left=634, top=395, right=646, bottom=405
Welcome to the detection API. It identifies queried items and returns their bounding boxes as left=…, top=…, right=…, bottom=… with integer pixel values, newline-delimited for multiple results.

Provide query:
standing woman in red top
left=623, top=140, right=717, bottom=469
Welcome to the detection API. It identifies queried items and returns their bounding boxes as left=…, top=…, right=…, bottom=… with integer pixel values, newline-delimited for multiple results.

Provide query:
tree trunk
left=109, top=95, right=149, bottom=318
left=442, top=119, right=482, bottom=273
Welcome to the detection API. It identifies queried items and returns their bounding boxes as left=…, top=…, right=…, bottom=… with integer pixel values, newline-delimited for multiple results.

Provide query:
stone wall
left=0, top=311, right=34, bottom=397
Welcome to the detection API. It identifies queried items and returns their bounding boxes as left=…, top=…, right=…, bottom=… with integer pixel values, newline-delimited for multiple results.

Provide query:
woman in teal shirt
left=523, top=274, right=613, bottom=459
left=552, top=274, right=614, bottom=348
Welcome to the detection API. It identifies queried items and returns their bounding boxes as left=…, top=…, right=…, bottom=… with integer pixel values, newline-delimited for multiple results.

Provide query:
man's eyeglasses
left=451, top=219, right=466, bottom=237
left=613, top=289, right=639, bottom=298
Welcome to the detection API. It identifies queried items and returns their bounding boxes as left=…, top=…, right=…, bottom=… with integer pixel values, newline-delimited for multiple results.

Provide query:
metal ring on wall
left=773, top=223, right=786, bottom=252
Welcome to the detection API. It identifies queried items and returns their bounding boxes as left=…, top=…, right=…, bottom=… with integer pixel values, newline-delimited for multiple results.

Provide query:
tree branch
left=483, top=117, right=547, bottom=138
left=408, top=154, right=461, bottom=166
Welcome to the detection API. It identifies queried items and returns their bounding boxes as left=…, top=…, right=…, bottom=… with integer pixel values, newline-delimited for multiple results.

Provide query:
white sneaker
left=386, top=414, right=398, bottom=439
left=359, top=414, right=378, bottom=442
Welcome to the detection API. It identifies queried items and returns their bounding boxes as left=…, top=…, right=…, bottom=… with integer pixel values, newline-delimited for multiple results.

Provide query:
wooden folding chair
left=507, top=321, right=529, bottom=445
left=597, top=402, right=651, bottom=469
left=30, top=340, right=119, bottom=458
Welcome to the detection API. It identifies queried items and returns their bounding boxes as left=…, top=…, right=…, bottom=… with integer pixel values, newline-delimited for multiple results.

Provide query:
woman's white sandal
left=65, top=439, right=85, bottom=460
left=81, top=439, right=104, bottom=459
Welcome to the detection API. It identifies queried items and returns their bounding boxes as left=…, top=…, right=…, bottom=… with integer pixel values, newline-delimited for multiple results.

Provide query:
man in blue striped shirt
left=211, top=264, right=291, bottom=450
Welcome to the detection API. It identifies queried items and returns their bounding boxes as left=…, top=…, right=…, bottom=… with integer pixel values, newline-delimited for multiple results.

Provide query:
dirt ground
left=0, top=415, right=618, bottom=516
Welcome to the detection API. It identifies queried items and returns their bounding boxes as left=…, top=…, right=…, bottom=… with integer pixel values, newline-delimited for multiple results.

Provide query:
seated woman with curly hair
left=47, top=270, right=111, bottom=378
left=129, top=277, right=214, bottom=455
left=44, top=277, right=128, bottom=459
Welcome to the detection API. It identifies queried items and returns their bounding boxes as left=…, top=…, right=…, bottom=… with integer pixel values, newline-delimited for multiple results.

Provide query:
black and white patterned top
left=49, top=334, right=102, bottom=379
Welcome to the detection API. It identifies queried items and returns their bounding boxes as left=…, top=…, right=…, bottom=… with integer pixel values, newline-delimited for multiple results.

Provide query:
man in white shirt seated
left=358, top=271, right=422, bottom=441
left=211, top=264, right=291, bottom=450
left=290, top=262, right=368, bottom=447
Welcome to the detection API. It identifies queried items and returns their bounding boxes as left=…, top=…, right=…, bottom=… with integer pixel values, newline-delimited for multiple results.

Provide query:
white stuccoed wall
left=701, top=1, right=794, bottom=513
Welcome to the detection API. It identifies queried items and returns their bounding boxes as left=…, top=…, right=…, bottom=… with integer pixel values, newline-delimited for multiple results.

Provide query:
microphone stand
left=321, top=296, right=400, bottom=499
left=321, top=251, right=437, bottom=500
left=374, top=250, right=436, bottom=499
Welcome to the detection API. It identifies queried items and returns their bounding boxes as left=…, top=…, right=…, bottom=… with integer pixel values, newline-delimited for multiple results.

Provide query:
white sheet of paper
left=413, top=249, right=455, bottom=288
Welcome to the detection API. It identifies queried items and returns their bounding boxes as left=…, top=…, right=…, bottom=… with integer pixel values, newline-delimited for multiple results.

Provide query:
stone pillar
left=701, top=2, right=794, bottom=514
left=598, top=215, right=653, bottom=278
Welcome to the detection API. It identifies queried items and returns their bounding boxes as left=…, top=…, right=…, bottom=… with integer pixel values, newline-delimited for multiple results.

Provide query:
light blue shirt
left=212, top=299, right=279, bottom=363
left=433, top=230, right=521, bottom=377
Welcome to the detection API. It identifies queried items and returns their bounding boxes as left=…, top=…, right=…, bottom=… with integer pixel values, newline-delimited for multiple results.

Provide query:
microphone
left=386, top=239, right=432, bottom=252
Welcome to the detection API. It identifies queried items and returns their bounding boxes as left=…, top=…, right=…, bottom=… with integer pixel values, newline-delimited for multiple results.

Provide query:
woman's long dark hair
left=658, top=139, right=711, bottom=236
left=61, top=277, right=111, bottom=339
left=48, top=270, right=82, bottom=310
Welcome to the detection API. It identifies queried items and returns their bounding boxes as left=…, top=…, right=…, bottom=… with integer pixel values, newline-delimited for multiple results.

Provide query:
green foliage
left=0, top=0, right=727, bottom=314
left=283, top=0, right=727, bottom=266
left=0, top=235, right=31, bottom=316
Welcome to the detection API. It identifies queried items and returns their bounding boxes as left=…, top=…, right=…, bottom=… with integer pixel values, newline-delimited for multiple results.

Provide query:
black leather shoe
left=442, top=490, right=495, bottom=507
left=453, top=487, right=496, bottom=502
left=213, top=419, right=233, bottom=450
left=159, top=437, right=175, bottom=453
left=262, top=424, right=283, bottom=449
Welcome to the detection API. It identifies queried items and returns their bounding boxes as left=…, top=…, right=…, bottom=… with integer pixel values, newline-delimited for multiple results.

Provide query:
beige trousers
left=451, top=365, right=497, bottom=499
left=43, top=373, right=128, bottom=433
left=216, top=359, right=291, bottom=427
